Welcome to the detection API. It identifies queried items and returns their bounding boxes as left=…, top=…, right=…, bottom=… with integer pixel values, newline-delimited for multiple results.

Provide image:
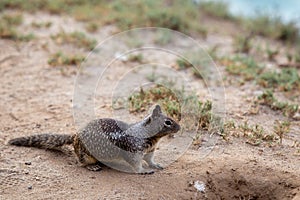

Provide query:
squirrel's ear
left=151, top=104, right=162, bottom=117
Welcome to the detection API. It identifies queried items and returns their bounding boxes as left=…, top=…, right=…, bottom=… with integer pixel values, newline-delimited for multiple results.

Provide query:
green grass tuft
left=223, top=55, right=264, bottom=81
left=128, top=85, right=181, bottom=121
left=273, top=120, right=290, bottom=144
left=128, top=85, right=223, bottom=134
left=0, top=13, right=35, bottom=41
left=257, top=90, right=299, bottom=117
left=0, top=0, right=207, bottom=36
left=224, top=120, right=279, bottom=146
left=51, top=31, right=97, bottom=50
left=258, top=68, right=300, bottom=91
left=245, top=14, right=300, bottom=44
left=48, top=51, right=85, bottom=66
left=199, top=1, right=233, bottom=20
left=176, top=58, right=193, bottom=70
left=1, top=0, right=299, bottom=44
left=128, top=54, right=144, bottom=63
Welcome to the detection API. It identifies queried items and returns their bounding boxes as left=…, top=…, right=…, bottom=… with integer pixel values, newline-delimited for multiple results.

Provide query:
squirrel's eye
left=164, top=120, right=172, bottom=126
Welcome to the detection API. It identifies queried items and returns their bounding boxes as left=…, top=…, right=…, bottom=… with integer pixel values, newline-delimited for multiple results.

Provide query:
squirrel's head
left=142, top=105, right=181, bottom=138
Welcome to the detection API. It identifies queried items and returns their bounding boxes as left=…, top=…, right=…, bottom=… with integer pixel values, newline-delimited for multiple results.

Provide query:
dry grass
left=257, top=90, right=299, bottom=118
left=51, top=31, right=97, bottom=51
left=48, top=51, right=85, bottom=66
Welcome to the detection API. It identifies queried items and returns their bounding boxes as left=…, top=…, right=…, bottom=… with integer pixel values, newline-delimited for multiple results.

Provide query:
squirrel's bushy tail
left=8, top=134, right=74, bottom=149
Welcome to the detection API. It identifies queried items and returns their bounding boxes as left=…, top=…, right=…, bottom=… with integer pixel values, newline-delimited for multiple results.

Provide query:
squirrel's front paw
left=139, top=169, right=155, bottom=175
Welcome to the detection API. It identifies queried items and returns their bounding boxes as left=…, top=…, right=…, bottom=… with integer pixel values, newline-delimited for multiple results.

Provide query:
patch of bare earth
left=0, top=12, right=299, bottom=199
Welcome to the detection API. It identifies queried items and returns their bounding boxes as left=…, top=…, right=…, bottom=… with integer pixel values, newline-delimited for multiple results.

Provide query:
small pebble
left=28, top=186, right=32, bottom=190
left=25, top=162, right=31, bottom=165
left=194, top=180, right=206, bottom=193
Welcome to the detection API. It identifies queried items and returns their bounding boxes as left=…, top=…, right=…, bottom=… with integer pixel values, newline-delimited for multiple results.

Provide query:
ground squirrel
left=8, top=105, right=180, bottom=174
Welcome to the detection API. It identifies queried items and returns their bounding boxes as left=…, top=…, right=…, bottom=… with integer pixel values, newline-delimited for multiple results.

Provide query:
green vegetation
left=199, top=1, right=300, bottom=44
left=51, top=31, right=97, bottom=50
left=154, top=30, right=172, bottom=45
left=124, top=36, right=143, bottom=48
left=108, top=0, right=204, bottom=34
left=223, top=118, right=295, bottom=146
left=48, top=51, right=85, bottom=66
left=223, top=55, right=264, bottom=81
left=192, top=68, right=204, bottom=79
left=245, top=14, right=300, bottom=44
left=144, top=6, right=188, bottom=31
left=224, top=120, right=279, bottom=146
left=258, top=68, right=300, bottom=91
left=238, top=121, right=277, bottom=146
left=176, top=58, right=193, bottom=70
left=273, top=120, right=290, bottom=144
left=199, top=1, right=233, bottom=20
left=265, top=46, right=279, bottom=61
left=197, top=100, right=217, bottom=131
left=85, top=22, right=98, bottom=33
left=257, top=90, right=299, bottom=117
left=0, top=0, right=75, bottom=14
left=128, top=85, right=222, bottom=133
left=222, top=54, right=300, bottom=91
left=128, top=54, right=144, bottom=63
left=0, top=13, right=34, bottom=41
left=31, top=21, right=52, bottom=28
left=175, top=57, right=205, bottom=79
left=234, top=34, right=253, bottom=53
left=295, top=53, right=300, bottom=63
left=16, top=33, right=35, bottom=41
left=1, top=0, right=299, bottom=44
left=128, top=86, right=181, bottom=121
left=146, top=70, right=159, bottom=82
left=207, top=45, right=219, bottom=60
left=0, top=0, right=207, bottom=35
left=2, top=13, right=23, bottom=25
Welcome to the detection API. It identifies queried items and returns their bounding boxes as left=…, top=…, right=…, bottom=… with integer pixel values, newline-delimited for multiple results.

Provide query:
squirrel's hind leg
left=85, top=163, right=103, bottom=171
left=73, top=135, right=102, bottom=171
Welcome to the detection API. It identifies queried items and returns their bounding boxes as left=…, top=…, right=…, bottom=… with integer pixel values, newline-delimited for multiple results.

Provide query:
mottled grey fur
left=8, top=105, right=180, bottom=174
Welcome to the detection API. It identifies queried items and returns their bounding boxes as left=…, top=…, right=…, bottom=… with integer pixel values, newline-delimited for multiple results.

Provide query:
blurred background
left=1, top=0, right=299, bottom=42
left=220, top=0, right=300, bottom=24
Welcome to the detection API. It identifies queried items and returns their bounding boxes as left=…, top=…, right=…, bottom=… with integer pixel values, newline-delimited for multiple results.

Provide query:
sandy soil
left=0, top=12, right=299, bottom=200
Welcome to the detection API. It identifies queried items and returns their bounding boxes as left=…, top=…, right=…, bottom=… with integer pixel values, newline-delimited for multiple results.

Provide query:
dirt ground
left=0, top=12, right=300, bottom=200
